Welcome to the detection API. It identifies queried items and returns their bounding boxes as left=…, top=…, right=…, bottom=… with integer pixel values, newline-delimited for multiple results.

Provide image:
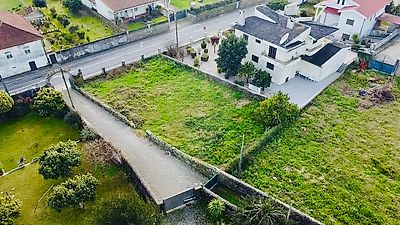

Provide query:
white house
left=313, top=0, right=397, bottom=40
left=233, top=6, right=352, bottom=85
left=82, top=0, right=159, bottom=22
left=0, top=12, right=48, bottom=78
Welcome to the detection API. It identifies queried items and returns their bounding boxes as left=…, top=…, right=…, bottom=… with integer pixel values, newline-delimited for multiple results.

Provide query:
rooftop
left=101, top=0, right=157, bottom=12
left=0, top=12, right=42, bottom=50
left=319, top=0, right=391, bottom=18
left=300, top=21, right=338, bottom=40
left=301, top=43, right=344, bottom=67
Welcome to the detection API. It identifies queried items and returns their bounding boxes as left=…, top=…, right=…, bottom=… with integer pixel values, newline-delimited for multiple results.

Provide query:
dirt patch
left=235, top=99, right=250, bottom=108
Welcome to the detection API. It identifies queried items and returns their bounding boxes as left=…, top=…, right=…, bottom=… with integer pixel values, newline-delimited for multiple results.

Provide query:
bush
left=189, top=0, right=237, bottom=15
left=204, top=48, right=209, bottom=54
left=84, top=139, right=121, bottom=165
left=207, top=199, right=225, bottom=221
left=77, top=31, right=85, bottom=39
left=33, top=0, right=47, bottom=7
left=94, top=194, right=163, bottom=225
left=190, top=49, right=197, bottom=59
left=68, top=25, right=80, bottom=33
left=64, top=111, right=82, bottom=128
left=234, top=80, right=245, bottom=86
left=33, top=87, right=66, bottom=117
left=267, top=0, right=289, bottom=10
left=0, top=91, right=14, bottom=115
left=80, top=127, right=99, bottom=141
left=62, top=0, right=83, bottom=13
left=194, top=57, right=200, bottom=67
left=201, top=41, right=207, bottom=49
left=0, top=193, right=22, bottom=225
left=50, top=7, right=57, bottom=18
left=201, top=53, right=209, bottom=62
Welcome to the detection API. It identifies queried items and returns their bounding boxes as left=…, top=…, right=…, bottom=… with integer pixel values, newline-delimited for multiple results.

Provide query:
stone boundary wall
left=146, top=131, right=324, bottom=225
left=56, top=22, right=170, bottom=63
left=239, top=0, right=264, bottom=8
left=161, top=54, right=266, bottom=101
left=187, top=1, right=239, bottom=23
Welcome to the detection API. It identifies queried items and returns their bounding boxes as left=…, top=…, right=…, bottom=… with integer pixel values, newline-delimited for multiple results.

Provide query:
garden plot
left=82, top=56, right=266, bottom=168
left=241, top=70, right=400, bottom=225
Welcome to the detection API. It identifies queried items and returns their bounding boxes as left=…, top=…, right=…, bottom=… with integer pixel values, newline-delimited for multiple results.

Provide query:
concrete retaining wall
left=56, top=22, right=170, bottom=63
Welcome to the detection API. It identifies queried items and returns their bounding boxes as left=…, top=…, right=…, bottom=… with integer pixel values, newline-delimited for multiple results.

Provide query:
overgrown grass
left=170, top=0, right=219, bottom=10
left=0, top=0, right=22, bottom=11
left=0, top=112, right=160, bottom=224
left=241, top=70, right=400, bottom=224
left=82, top=56, right=265, bottom=168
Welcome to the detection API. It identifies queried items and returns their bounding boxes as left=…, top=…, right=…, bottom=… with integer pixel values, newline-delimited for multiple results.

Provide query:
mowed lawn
left=0, top=0, right=22, bottom=11
left=170, top=0, right=219, bottom=10
left=82, top=56, right=265, bottom=168
left=241, top=70, right=400, bottom=225
left=0, top=113, right=148, bottom=224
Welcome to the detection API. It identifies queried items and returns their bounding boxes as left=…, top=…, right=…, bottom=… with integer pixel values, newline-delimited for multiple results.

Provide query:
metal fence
left=162, top=186, right=201, bottom=212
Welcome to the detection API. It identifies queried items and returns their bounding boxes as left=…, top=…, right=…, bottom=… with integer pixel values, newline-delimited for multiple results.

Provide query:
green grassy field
left=241, top=70, right=400, bottom=224
left=82, top=56, right=265, bottom=168
left=170, top=0, right=219, bottom=10
left=0, top=0, right=22, bottom=11
left=0, top=112, right=158, bottom=224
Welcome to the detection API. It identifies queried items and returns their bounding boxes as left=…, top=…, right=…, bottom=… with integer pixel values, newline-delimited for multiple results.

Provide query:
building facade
left=0, top=12, right=48, bottom=78
left=234, top=6, right=352, bottom=85
left=82, top=0, right=158, bottom=21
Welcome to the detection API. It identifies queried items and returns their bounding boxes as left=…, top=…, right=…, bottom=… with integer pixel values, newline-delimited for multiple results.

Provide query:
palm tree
left=237, top=62, right=256, bottom=83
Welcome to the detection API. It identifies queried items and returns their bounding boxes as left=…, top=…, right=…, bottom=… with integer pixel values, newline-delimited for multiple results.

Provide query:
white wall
left=115, top=3, right=153, bottom=20
left=96, top=0, right=115, bottom=20
left=0, top=40, right=48, bottom=78
left=82, top=0, right=95, bottom=9
left=318, top=11, right=340, bottom=26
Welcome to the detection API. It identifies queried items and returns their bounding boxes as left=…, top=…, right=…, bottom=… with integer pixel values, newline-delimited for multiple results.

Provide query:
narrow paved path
left=66, top=89, right=206, bottom=203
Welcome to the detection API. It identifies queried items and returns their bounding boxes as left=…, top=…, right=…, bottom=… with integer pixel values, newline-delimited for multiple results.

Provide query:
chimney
left=238, top=10, right=246, bottom=26
left=286, top=18, right=294, bottom=29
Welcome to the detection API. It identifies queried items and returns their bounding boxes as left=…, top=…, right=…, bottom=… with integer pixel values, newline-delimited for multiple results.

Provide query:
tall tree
left=255, top=91, right=299, bottom=128
left=48, top=173, right=99, bottom=212
left=0, top=193, right=21, bottom=225
left=39, top=140, right=80, bottom=180
left=216, top=34, right=248, bottom=77
left=237, top=62, right=256, bottom=83
left=254, top=69, right=272, bottom=90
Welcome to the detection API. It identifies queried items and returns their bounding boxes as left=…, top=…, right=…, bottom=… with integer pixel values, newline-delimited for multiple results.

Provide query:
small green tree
left=234, top=197, right=287, bottom=225
left=254, top=69, right=272, bottom=90
left=33, top=0, right=47, bottom=7
left=0, top=91, right=14, bottom=115
left=352, top=34, right=361, bottom=44
left=0, top=193, right=22, bottom=225
left=267, top=0, right=289, bottom=11
left=207, top=199, right=225, bottom=221
left=237, top=62, right=256, bottom=83
left=33, top=87, right=66, bottom=116
left=62, top=0, right=82, bottom=13
left=255, top=92, right=299, bottom=128
left=48, top=173, right=99, bottom=212
left=216, top=34, right=248, bottom=77
left=39, top=140, right=80, bottom=180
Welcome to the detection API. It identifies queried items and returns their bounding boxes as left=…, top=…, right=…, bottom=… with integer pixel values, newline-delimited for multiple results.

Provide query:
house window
left=23, top=46, right=31, bottom=54
left=342, top=33, right=350, bottom=40
left=251, top=55, right=259, bottom=63
left=255, top=39, right=261, bottom=44
left=243, top=34, right=248, bottom=41
left=5, top=52, right=13, bottom=59
left=134, top=7, right=138, bottom=11
left=266, top=62, right=274, bottom=70
left=268, top=46, right=277, bottom=59
left=346, top=19, right=354, bottom=26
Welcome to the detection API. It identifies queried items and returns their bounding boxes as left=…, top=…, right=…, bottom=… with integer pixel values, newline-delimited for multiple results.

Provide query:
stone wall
left=239, top=0, right=264, bottom=8
left=56, top=22, right=170, bottom=63
left=146, top=131, right=323, bottom=225
left=187, top=1, right=239, bottom=23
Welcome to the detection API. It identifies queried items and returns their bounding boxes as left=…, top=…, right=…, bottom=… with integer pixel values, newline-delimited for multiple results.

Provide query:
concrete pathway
left=65, top=89, right=207, bottom=203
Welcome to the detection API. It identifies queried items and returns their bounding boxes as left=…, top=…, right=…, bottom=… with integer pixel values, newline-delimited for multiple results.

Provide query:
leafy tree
left=33, top=0, right=47, bottom=7
left=255, top=91, right=299, bottom=128
left=352, top=34, right=361, bottom=44
left=207, top=199, right=225, bottom=221
left=234, top=197, right=287, bottom=225
left=254, top=69, right=272, bottom=90
left=0, top=193, right=21, bottom=225
left=0, top=91, right=14, bottom=115
left=237, top=62, right=256, bottom=83
left=267, top=0, right=289, bottom=11
left=62, top=0, right=82, bottom=13
left=48, top=173, right=99, bottom=212
left=39, top=140, right=80, bottom=180
left=94, top=194, right=164, bottom=225
left=33, top=87, right=66, bottom=117
left=216, top=34, right=248, bottom=77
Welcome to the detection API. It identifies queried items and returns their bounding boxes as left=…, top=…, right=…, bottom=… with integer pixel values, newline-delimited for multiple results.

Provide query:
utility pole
left=60, top=68, right=75, bottom=109
left=174, top=11, right=179, bottom=48
left=238, top=133, right=245, bottom=177
left=0, top=75, right=10, bottom=95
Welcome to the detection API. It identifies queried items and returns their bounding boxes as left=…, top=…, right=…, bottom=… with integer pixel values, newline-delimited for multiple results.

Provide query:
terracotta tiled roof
left=0, top=11, right=42, bottom=50
left=324, top=7, right=340, bottom=15
left=100, top=0, right=156, bottom=12
left=378, top=13, right=400, bottom=25
left=342, top=0, right=391, bottom=18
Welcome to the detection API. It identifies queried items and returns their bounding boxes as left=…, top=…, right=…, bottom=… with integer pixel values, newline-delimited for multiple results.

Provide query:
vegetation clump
left=0, top=91, right=14, bottom=115
left=33, top=87, right=66, bottom=117
left=0, top=193, right=21, bottom=225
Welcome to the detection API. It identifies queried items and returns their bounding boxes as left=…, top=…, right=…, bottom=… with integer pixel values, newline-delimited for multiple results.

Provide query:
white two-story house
left=313, top=0, right=393, bottom=40
left=82, top=0, right=158, bottom=22
left=0, top=12, right=48, bottom=78
left=234, top=6, right=353, bottom=85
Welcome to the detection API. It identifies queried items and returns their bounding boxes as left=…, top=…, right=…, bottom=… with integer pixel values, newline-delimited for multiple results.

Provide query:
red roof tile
left=339, top=0, right=391, bottom=18
left=324, top=7, right=340, bottom=15
left=0, top=12, right=42, bottom=50
left=378, top=13, right=400, bottom=25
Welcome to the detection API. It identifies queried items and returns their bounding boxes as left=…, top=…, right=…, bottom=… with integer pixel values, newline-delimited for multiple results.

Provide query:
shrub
left=234, top=80, right=245, bottom=86
left=194, top=57, right=200, bottom=67
left=201, top=53, right=209, bottom=62
left=267, top=0, right=289, bottom=11
left=77, top=31, right=85, bottom=39
left=207, top=199, right=225, bottom=221
left=0, top=193, right=22, bottom=225
left=50, top=7, right=57, bottom=18
left=204, top=48, right=209, bottom=54
left=33, top=87, right=66, bottom=117
left=0, top=91, right=14, bottom=115
left=33, top=0, right=47, bottom=7
left=64, top=111, right=82, bottom=128
left=62, top=0, right=83, bottom=13
left=80, top=127, right=99, bottom=141
left=190, top=49, right=197, bottom=59
left=39, top=140, right=80, bottom=179
left=68, top=25, right=80, bottom=33
left=201, top=41, right=207, bottom=49
left=94, top=194, right=163, bottom=225
left=48, top=173, right=99, bottom=212
left=84, top=139, right=121, bottom=165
